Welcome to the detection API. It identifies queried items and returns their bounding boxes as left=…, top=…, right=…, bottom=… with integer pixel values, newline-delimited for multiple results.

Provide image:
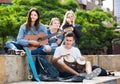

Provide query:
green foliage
left=117, top=22, right=120, bottom=26
left=0, top=0, right=117, bottom=54
left=0, top=0, right=79, bottom=45
left=12, top=0, right=31, bottom=6
left=61, top=0, right=79, bottom=11
left=76, top=8, right=116, bottom=52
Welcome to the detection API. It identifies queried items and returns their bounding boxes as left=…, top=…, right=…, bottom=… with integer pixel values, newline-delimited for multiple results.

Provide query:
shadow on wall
left=0, top=45, right=7, bottom=54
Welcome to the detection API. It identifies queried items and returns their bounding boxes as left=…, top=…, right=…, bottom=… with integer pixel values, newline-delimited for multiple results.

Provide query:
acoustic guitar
left=24, top=27, right=73, bottom=50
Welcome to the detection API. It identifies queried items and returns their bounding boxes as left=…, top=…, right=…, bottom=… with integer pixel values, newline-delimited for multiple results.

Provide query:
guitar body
left=24, top=32, right=48, bottom=50
left=23, top=27, right=72, bottom=50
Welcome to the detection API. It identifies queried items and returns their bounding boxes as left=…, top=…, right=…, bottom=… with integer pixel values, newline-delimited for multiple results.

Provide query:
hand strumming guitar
left=28, top=40, right=40, bottom=47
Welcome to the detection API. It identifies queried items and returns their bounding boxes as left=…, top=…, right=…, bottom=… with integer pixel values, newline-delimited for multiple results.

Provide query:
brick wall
left=0, top=0, right=12, bottom=4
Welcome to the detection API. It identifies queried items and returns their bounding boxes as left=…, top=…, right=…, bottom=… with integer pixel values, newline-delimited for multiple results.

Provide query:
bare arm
left=28, top=40, right=40, bottom=46
left=52, top=55, right=63, bottom=64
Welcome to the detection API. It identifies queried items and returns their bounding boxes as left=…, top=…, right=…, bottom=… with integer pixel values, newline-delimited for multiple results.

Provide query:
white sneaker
left=14, top=49, right=24, bottom=55
left=8, top=49, right=24, bottom=55
left=86, top=68, right=101, bottom=80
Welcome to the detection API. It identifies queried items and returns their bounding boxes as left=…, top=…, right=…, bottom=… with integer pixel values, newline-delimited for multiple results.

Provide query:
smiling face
left=30, top=11, right=39, bottom=22
left=50, top=18, right=60, bottom=29
left=64, top=36, right=75, bottom=46
left=64, top=32, right=75, bottom=49
left=51, top=20, right=60, bottom=29
left=66, top=13, right=75, bottom=22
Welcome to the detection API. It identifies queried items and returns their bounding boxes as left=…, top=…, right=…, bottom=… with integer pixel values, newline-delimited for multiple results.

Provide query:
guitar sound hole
left=37, top=38, right=42, bottom=42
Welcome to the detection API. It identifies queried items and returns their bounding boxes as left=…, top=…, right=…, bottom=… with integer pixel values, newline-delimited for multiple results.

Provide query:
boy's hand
left=79, top=56, right=85, bottom=61
left=61, top=53, right=70, bottom=57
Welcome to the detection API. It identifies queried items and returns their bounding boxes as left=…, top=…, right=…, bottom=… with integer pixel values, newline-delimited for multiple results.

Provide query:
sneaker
left=14, top=49, right=24, bottom=55
left=85, top=68, right=101, bottom=80
left=7, top=49, right=15, bottom=54
left=7, top=49, right=24, bottom=55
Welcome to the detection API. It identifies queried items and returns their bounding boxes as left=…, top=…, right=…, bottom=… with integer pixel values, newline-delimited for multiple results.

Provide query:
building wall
left=0, top=0, right=12, bottom=4
left=86, top=1, right=98, bottom=10
left=77, top=0, right=102, bottom=10
left=114, top=0, right=120, bottom=22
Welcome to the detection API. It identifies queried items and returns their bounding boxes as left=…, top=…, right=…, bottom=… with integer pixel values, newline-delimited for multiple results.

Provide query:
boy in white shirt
left=52, top=32, right=101, bottom=80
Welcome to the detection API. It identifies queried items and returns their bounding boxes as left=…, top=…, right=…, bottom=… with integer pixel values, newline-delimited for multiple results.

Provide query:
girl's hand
left=66, top=18, right=72, bottom=24
left=29, top=40, right=40, bottom=46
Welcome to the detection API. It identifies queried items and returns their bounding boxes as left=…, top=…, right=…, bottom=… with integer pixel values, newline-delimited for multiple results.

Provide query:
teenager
left=6, top=8, right=48, bottom=55
left=52, top=32, right=101, bottom=80
left=46, top=17, right=63, bottom=55
left=61, top=10, right=82, bottom=47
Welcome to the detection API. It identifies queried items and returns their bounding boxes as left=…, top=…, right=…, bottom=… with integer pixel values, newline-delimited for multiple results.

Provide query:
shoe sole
left=8, top=49, right=24, bottom=55
left=86, top=68, right=101, bottom=80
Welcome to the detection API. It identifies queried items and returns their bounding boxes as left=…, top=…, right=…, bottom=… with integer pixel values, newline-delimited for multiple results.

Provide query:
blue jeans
left=49, top=46, right=57, bottom=55
left=31, top=46, right=56, bottom=55
left=6, top=41, right=55, bottom=55
left=31, top=46, right=47, bottom=55
left=6, top=41, right=24, bottom=50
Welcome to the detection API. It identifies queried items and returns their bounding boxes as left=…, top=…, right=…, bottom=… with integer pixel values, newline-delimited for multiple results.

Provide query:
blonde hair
left=49, top=17, right=60, bottom=26
left=60, top=10, right=76, bottom=30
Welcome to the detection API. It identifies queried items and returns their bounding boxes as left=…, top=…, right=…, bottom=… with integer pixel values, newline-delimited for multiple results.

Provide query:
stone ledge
left=0, top=55, right=29, bottom=84
left=84, top=55, right=120, bottom=71
left=1, top=54, right=120, bottom=84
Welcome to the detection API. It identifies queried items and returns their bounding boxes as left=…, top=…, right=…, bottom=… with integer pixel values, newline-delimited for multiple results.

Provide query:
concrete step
left=8, top=72, right=120, bottom=84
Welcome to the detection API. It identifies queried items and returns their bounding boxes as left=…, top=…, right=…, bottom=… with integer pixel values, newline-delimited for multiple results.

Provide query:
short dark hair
left=64, top=32, right=75, bottom=38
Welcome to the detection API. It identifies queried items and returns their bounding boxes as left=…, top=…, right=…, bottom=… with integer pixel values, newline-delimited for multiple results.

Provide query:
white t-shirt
left=53, top=45, right=82, bottom=61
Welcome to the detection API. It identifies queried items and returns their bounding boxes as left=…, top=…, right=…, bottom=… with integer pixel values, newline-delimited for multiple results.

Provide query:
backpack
left=35, top=55, right=84, bottom=82
left=92, top=65, right=107, bottom=76
left=35, top=55, right=59, bottom=78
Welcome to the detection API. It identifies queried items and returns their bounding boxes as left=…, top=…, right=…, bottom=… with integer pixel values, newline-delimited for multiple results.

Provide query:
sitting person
left=39, top=17, right=63, bottom=55
left=6, top=14, right=63, bottom=55
left=52, top=32, right=101, bottom=80
left=6, top=8, right=48, bottom=55
left=60, top=10, right=82, bottom=47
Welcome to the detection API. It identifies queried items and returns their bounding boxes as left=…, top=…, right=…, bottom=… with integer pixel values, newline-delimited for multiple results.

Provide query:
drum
left=76, top=58, right=86, bottom=73
left=64, top=55, right=75, bottom=67
left=76, top=58, right=86, bottom=65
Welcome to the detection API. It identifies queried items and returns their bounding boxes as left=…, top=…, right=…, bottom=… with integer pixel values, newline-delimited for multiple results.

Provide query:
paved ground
left=9, top=72, right=120, bottom=84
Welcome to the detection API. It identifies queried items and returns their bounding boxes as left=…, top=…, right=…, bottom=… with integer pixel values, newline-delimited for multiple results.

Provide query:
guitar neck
left=41, top=32, right=58, bottom=40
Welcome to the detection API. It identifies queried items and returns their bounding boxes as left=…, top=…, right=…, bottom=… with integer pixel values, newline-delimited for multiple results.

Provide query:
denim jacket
left=17, top=23, right=47, bottom=46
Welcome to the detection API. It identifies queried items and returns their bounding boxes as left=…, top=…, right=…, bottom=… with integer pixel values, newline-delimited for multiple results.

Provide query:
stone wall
left=0, top=55, right=29, bottom=84
left=85, top=55, right=120, bottom=71
left=0, top=54, right=120, bottom=84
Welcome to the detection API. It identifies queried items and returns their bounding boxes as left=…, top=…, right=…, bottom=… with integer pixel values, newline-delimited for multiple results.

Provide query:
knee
left=86, top=61, right=91, bottom=66
left=6, top=41, right=11, bottom=45
left=6, top=41, right=13, bottom=47
left=44, top=45, right=51, bottom=52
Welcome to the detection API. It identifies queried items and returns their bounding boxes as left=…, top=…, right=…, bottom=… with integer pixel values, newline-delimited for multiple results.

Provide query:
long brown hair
left=26, top=8, right=40, bottom=30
